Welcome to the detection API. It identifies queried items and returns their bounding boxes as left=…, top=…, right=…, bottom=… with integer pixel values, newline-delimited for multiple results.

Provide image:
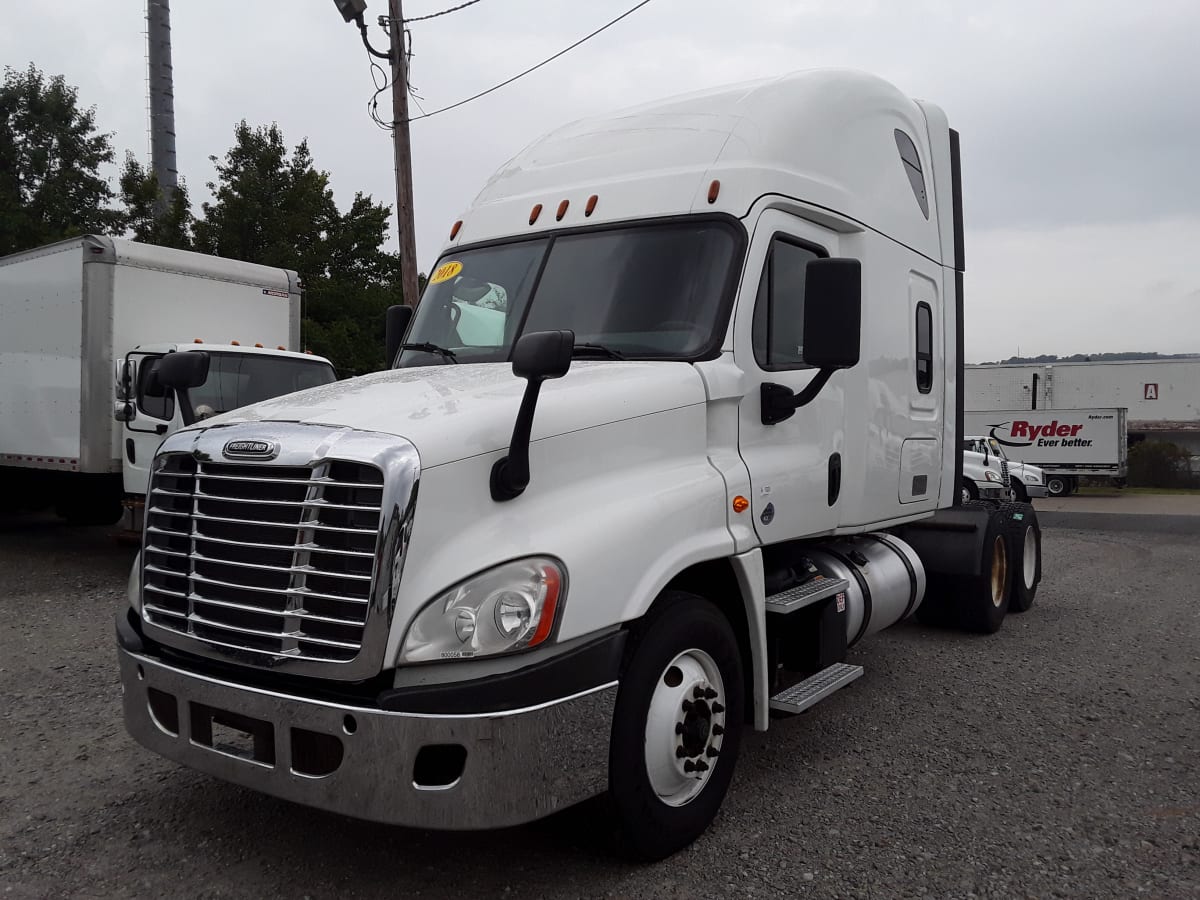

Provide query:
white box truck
left=115, top=71, right=1045, bottom=859
left=964, top=408, right=1127, bottom=496
left=0, top=235, right=337, bottom=526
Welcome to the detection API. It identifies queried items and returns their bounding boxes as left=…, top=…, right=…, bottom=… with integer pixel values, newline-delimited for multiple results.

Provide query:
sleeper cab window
left=752, top=238, right=822, bottom=370
left=915, top=301, right=933, bottom=393
left=894, top=130, right=930, bottom=219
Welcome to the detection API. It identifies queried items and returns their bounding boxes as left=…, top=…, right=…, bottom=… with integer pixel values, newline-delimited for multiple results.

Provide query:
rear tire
left=608, top=591, right=744, bottom=861
left=998, top=501, right=1041, bottom=612
left=919, top=503, right=1012, bottom=633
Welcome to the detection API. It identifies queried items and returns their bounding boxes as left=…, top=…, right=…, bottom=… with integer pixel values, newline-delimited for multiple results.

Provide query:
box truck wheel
left=997, top=502, right=1041, bottom=613
left=1046, top=475, right=1068, bottom=497
left=1008, top=478, right=1029, bottom=503
left=608, top=591, right=744, bottom=860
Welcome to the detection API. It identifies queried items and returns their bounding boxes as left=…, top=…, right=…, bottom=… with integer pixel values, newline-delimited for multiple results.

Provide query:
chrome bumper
left=1025, top=484, right=1049, bottom=498
left=977, top=483, right=1007, bottom=500
left=118, top=645, right=616, bottom=829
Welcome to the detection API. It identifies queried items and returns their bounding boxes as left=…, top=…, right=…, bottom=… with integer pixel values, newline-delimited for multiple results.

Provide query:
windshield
left=398, top=220, right=741, bottom=366
left=987, top=438, right=1007, bottom=459
left=186, top=353, right=337, bottom=419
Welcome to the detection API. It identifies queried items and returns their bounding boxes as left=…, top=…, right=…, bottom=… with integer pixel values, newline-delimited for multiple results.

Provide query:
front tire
left=1046, top=475, right=1068, bottom=497
left=1009, top=479, right=1029, bottom=503
left=609, top=591, right=744, bottom=860
left=961, top=479, right=979, bottom=504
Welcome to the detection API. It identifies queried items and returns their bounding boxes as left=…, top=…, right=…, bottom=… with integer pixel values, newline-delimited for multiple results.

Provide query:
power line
left=407, top=0, right=655, bottom=122
left=403, top=0, right=484, bottom=23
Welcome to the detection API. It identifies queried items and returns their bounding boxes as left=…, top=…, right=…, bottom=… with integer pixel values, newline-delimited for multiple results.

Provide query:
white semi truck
left=0, top=235, right=337, bottom=528
left=116, top=71, right=1044, bottom=859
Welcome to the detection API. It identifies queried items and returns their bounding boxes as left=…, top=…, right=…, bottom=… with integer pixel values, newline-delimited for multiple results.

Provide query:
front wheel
left=961, top=479, right=979, bottom=504
left=1009, top=479, right=1029, bottom=503
left=609, top=591, right=744, bottom=860
left=1046, top=475, right=1068, bottom=497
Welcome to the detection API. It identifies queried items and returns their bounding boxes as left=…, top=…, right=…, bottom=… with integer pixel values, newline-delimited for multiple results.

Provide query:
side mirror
left=155, top=351, right=210, bottom=390
left=115, top=358, right=134, bottom=401
left=799, top=258, right=861, bottom=370
left=490, top=330, right=575, bottom=502
left=385, top=304, right=414, bottom=368
left=761, top=258, right=861, bottom=425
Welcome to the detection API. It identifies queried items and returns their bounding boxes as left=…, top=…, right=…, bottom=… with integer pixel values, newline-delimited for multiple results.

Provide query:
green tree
left=118, top=153, right=193, bottom=249
left=0, top=64, right=124, bottom=255
left=193, top=122, right=405, bottom=373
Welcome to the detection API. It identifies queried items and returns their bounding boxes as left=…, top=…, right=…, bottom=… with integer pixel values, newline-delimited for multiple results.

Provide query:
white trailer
left=967, top=359, right=1200, bottom=469
left=116, top=70, right=1045, bottom=859
left=0, top=235, right=336, bottom=525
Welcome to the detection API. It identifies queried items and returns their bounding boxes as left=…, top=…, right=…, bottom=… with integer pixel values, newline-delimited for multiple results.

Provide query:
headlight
left=984, top=470, right=1001, bottom=482
left=400, top=557, right=565, bottom=663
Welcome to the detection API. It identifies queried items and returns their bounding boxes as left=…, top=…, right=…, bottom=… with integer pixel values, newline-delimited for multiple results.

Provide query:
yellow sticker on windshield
left=430, top=261, right=463, bottom=284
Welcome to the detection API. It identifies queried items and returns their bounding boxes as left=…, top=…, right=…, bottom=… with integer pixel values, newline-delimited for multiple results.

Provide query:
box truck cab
left=965, top=434, right=1047, bottom=501
left=116, top=70, right=1044, bottom=859
left=116, top=343, right=337, bottom=518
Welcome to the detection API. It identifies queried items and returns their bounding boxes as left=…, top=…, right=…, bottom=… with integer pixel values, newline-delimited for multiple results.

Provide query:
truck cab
left=115, top=343, right=336, bottom=530
left=965, top=434, right=1048, bottom=501
left=115, top=70, right=1042, bottom=859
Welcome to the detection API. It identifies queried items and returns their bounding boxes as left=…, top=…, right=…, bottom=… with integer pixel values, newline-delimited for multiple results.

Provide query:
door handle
left=828, top=453, right=842, bottom=506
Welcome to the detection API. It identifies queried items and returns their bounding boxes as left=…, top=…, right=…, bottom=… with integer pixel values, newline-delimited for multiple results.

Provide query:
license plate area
left=190, top=702, right=276, bottom=766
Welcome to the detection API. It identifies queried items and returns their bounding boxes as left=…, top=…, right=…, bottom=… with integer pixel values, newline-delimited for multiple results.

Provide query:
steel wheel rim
left=1022, top=524, right=1037, bottom=589
left=990, top=535, right=1008, bottom=607
left=644, top=648, right=726, bottom=807
left=961, top=486, right=971, bottom=504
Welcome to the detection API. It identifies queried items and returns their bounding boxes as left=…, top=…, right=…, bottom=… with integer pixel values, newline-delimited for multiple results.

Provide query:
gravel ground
left=1, top=513, right=1198, bottom=899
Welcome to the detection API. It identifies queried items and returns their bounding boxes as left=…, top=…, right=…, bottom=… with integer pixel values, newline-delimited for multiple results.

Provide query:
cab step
left=769, top=662, right=863, bottom=715
left=765, top=576, right=849, bottom=614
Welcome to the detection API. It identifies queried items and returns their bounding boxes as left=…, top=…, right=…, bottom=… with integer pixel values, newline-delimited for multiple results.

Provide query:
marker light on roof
left=556, top=199, right=569, bottom=221
left=450, top=220, right=463, bottom=239
left=585, top=194, right=598, bottom=216
left=529, top=203, right=543, bottom=225
left=708, top=180, right=721, bottom=204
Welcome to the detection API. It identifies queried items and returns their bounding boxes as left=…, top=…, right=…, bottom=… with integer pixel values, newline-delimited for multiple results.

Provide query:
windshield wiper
left=398, top=342, right=457, bottom=362
left=571, top=342, right=625, bottom=360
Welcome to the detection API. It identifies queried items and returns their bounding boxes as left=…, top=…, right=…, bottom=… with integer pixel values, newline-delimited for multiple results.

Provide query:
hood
left=194, top=361, right=708, bottom=468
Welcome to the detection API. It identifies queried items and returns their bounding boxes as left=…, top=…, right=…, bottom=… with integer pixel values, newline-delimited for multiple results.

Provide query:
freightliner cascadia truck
left=0, top=235, right=336, bottom=530
left=115, top=70, right=1044, bottom=859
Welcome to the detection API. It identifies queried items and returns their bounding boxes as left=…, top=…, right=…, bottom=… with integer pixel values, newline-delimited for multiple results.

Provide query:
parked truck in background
left=964, top=435, right=1048, bottom=502
left=964, top=408, right=1127, bottom=496
left=0, top=235, right=337, bottom=528
left=115, top=70, right=1045, bottom=859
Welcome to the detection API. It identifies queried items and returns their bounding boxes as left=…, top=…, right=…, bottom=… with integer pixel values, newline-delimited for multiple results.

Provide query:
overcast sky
left=4, top=0, right=1198, bottom=362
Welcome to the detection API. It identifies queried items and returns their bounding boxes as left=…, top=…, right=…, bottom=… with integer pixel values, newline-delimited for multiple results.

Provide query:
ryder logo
left=989, top=420, right=1093, bottom=449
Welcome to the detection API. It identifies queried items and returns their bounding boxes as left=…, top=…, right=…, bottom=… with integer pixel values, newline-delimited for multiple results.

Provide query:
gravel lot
left=2, top=514, right=1198, bottom=899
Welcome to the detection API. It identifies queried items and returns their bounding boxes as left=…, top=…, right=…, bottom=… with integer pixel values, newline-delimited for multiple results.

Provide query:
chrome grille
left=142, top=454, right=384, bottom=663
left=1000, top=459, right=1011, bottom=490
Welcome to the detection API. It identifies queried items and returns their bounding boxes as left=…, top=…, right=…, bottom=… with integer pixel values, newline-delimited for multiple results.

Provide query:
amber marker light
left=230, top=340, right=240, bottom=346
left=556, top=199, right=569, bottom=221
left=732, top=496, right=749, bottom=513
left=528, top=564, right=563, bottom=648
left=585, top=194, right=598, bottom=216
left=449, top=220, right=462, bottom=239
left=708, top=180, right=721, bottom=204
left=529, top=203, right=543, bottom=225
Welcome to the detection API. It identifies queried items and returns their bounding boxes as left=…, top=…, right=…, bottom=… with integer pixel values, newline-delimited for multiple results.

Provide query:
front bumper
left=977, top=482, right=1007, bottom=500
left=1024, top=483, right=1049, bottom=498
left=117, top=627, right=619, bottom=830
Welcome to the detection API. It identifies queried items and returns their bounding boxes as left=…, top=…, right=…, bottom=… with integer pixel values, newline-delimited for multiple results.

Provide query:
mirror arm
left=760, top=368, right=835, bottom=425
left=490, top=379, right=545, bottom=502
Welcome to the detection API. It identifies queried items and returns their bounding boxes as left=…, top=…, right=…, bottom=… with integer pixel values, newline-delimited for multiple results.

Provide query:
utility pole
left=146, top=0, right=179, bottom=217
left=387, top=0, right=421, bottom=309
left=332, top=0, right=422, bottom=307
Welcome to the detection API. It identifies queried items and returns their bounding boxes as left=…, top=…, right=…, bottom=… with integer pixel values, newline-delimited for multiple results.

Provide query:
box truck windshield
left=399, top=220, right=741, bottom=366
left=187, top=353, right=336, bottom=419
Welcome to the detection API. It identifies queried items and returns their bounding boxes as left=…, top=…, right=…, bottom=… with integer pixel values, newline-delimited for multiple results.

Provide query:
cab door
left=735, top=210, right=846, bottom=542
left=122, top=352, right=183, bottom=495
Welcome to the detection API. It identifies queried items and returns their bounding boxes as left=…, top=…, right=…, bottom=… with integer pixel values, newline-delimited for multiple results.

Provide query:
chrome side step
left=769, top=662, right=863, bottom=715
left=765, top=576, right=849, bottom=614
